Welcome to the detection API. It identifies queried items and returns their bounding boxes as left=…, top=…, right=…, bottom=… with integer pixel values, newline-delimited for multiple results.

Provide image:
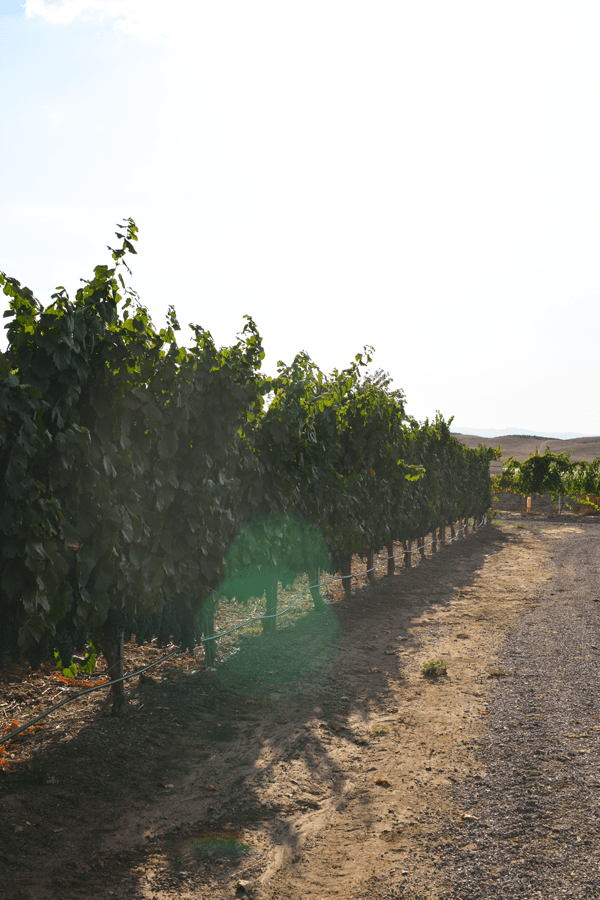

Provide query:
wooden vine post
left=201, top=593, right=217, bottom=667
left=402, top=539, right=412, bottom=568
left=341, top=556, right=353, bottom=599
left=100, top=632, right=126, bottom=716
left=366, top=547, right=377, bottom=585
left=308, top=568, right=325, bottom=609
left=387, top=541, right=395, bottom=575
left=419, top=535, right=425, bottom=560
left=264, top=579, right=278, bottom=633
left=450, top=521, right=456, bottom=540
left=431, top=529, right=437, bottom=554
left=439, top=525, right=445, bottom=547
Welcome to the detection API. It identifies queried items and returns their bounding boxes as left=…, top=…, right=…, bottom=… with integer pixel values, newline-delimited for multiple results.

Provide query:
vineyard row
left=1, top=219, right=495, bottom=712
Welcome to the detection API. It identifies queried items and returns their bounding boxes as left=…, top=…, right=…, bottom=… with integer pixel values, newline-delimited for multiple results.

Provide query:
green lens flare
left=196, top=515, right=340, bottom=698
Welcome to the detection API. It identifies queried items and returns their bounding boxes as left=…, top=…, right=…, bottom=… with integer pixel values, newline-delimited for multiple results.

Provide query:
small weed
left=30, top=753, right=50, bottom=785
left=421, top=659, right=448, bottom=677
left=486, top=667, right=516, bottom=678
left=372, top=727, right=390, bottom=734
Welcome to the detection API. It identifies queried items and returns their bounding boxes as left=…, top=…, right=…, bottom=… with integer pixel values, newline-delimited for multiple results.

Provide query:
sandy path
left=255, top=516, right=557, bottom=900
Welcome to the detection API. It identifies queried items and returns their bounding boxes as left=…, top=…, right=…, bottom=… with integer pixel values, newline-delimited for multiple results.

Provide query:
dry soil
left=1, top=511, right=599, bottom=900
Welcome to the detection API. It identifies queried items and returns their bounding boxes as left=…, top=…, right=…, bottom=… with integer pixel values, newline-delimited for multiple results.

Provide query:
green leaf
left=121, top=509, right=134, bottom=543
left=54, top=649, right=78, bottom=679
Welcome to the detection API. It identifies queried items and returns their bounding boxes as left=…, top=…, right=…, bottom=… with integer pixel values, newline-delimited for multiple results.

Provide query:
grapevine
left=1, top=219, right=497, bottom=714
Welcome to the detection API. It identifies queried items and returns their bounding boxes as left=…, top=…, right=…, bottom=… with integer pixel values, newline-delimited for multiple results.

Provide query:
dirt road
left=1, top=513, right=599, bottom=899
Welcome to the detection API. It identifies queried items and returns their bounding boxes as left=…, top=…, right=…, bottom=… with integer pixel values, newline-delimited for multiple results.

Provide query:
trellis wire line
left=203, top=514, right=486, bottom=633
left=361, top=514, right=486, bottom=578
left=0, top=514, right=486, bottom=746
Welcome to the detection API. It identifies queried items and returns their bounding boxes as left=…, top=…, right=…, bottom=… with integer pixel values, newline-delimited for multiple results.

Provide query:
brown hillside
left=453, top=433, right=600, bottom=463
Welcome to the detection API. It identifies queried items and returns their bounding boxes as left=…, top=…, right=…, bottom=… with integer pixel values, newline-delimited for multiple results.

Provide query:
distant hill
left=453, top=433, right=600, bottom=463
left=453, top=427, right=590, bottom=440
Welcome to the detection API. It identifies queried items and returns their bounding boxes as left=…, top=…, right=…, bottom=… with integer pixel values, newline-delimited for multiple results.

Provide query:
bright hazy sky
left=1, top=1, right=599, bottom=435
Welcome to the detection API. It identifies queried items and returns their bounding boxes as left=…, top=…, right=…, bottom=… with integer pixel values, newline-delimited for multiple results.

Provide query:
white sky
left=1, top=0, right=599, bottom=434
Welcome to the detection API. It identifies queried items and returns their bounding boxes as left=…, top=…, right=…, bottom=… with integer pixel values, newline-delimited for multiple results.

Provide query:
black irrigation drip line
left=0, top=648, right=181, bottom=746
left=0, top=514, right=486, bottom=747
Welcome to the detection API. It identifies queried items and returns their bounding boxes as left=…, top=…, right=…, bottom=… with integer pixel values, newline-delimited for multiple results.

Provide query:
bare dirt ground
left=1, top=511, right=599, bottom=900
